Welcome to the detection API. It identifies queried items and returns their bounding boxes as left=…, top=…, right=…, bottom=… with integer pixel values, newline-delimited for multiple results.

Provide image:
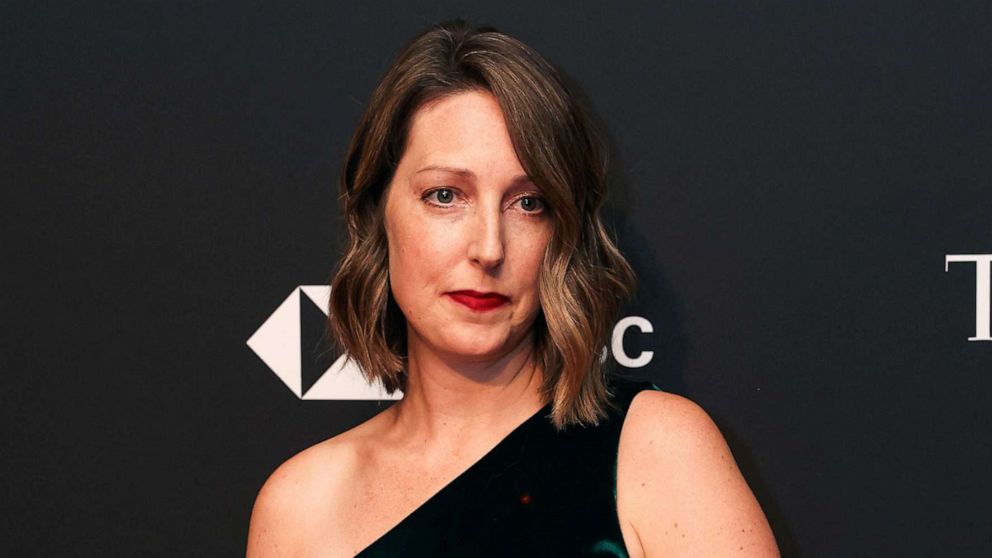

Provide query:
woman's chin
left=437, top=334, right=514, bottom=361
left=444, top=343, right=505, bottom=360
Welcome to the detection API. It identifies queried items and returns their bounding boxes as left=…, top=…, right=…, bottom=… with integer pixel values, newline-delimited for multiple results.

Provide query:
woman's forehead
left=405, top=93, right=511, bottom=152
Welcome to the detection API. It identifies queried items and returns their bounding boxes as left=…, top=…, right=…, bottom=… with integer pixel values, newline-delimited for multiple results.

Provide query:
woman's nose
left=467, top=211, right=505, bottom=271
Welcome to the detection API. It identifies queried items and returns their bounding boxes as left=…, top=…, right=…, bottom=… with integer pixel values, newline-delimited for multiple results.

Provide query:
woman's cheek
left=424, top=221, right=463, bottom=257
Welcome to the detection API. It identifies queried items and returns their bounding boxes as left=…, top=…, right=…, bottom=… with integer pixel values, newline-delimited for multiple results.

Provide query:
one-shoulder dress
left=355, top=376, right=660, bottom=557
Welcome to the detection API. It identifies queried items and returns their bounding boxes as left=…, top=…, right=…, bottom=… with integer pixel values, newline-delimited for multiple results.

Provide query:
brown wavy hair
left=327, top=18, right=636, bottom=429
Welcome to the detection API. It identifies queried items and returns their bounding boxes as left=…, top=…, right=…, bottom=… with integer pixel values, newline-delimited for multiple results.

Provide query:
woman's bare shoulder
left=616, top=389, right=780, bottom=557
left=245, top=407, right=394, bottom=557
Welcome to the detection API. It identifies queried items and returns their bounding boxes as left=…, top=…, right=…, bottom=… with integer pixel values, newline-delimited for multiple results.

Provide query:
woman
left=247, top=19, right=779, bottom=557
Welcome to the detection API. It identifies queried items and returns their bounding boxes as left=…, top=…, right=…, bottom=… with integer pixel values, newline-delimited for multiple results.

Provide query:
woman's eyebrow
left=415, top=165, right=533, bottom=186
left=416, top=164, right=473, bottom=177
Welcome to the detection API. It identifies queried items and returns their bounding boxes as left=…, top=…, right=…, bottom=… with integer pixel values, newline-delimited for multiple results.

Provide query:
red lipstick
left=446, top=290, right=510, bottom=311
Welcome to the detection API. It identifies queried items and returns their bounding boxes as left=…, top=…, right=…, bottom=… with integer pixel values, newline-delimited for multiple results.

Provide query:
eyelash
left=421, top=187, right=548, bottom=216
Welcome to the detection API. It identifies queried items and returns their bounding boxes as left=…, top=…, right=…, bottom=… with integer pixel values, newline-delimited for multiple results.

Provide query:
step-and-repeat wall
left=6, top=2, right=990, bottom=556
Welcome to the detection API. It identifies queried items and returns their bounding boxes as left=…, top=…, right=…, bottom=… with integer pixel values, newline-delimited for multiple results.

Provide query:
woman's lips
left=446, top=290, right=510, bottom=311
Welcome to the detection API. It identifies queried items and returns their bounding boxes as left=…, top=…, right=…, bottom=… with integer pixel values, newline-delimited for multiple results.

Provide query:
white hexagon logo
left=246, top=286, right=403, bottom=400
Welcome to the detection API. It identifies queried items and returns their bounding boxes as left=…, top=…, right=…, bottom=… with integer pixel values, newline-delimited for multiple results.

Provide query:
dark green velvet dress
left=355, top=376, right=659, bottom=557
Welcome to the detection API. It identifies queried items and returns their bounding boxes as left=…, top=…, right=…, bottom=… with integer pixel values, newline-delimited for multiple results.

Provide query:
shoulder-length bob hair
left=328, top=18, right=636, bottom=430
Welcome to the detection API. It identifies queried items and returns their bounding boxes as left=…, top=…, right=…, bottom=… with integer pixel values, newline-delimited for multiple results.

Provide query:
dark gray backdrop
left=4, top=1, right=990, bottom=556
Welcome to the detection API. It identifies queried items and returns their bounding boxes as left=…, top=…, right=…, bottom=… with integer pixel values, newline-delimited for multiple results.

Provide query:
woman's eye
left=517, top=196, right=546, bottom=213
left=426, top=188, right=456, bottom=205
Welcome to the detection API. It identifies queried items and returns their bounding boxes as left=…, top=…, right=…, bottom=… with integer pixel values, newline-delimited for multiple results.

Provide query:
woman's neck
left=386, top=331, right=546, bottom=449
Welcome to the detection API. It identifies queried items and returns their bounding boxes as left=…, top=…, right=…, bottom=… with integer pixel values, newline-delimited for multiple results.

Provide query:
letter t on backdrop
left=945, top=254, right=992, bottom=341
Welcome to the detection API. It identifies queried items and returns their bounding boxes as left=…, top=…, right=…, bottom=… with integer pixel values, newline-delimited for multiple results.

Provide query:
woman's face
left=383, top=90, right=552, bottom=363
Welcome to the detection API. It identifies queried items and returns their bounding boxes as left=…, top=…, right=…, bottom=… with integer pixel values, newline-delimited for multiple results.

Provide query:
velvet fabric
left=356, top=376, right=658, bottom=557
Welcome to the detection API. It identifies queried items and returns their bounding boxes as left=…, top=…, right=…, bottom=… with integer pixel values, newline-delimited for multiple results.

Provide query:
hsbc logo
left=248, top=286, right=659, bottom=399
left=247, top=286, right=401, bottom=400
left=945, top=254, right=992, bottom=342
